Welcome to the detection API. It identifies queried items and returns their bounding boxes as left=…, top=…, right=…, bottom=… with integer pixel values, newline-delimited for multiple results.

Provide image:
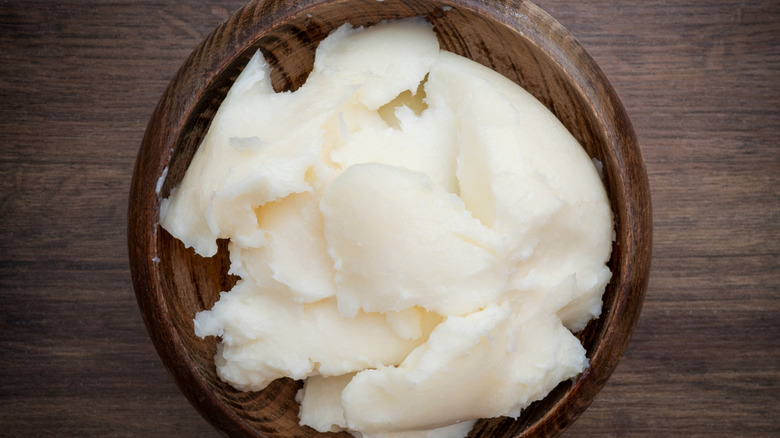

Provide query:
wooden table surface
left=1, top=0, right=777, bottom=436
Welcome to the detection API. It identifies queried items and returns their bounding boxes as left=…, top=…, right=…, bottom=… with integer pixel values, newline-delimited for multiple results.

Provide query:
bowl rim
left=128, top=0, right=652, bottom=436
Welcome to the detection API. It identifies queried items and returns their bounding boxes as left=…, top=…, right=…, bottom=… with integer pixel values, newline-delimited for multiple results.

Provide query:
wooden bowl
left=128, top=0, right=652, bottom=436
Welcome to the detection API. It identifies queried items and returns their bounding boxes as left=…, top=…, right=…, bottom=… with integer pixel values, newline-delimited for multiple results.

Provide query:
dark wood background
left=1, top=0, right=777, bottom=436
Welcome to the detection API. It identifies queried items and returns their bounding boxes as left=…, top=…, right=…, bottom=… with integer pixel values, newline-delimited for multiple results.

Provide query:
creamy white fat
left=160, top=18, right=613, bottom=438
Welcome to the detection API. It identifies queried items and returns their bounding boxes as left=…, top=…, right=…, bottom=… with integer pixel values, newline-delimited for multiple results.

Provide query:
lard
left=160, top=18, right=613, bottom=438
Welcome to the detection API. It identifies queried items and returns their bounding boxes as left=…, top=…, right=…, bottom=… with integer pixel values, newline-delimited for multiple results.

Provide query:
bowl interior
left=131, top=0, right=651, bottom=437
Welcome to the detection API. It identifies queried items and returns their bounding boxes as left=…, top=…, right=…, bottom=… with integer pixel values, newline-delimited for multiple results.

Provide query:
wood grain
left=0, top=0, right=777, bottom=437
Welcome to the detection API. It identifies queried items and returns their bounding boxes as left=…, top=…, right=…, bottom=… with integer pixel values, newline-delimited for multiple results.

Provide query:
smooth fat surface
left=427, top=51, right=613, bottom=331
left=161, top=19, right=613, bottom=438
left=340, top=306, right=587, bottom=433
left=320, top=163, right=508, bottom=317
left=194, top=281, right=431, bottom=391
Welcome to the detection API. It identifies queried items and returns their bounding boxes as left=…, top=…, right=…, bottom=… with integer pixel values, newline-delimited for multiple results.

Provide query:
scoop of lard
left=161, top=18, right=613, bottom=438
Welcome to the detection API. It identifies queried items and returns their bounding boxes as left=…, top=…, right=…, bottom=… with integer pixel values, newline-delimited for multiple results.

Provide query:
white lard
left=160, top=18, right=613, bottom=438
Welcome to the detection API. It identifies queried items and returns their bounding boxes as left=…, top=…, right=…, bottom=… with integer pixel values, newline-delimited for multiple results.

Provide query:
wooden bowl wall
left=128, top=0, right=652, bottom=436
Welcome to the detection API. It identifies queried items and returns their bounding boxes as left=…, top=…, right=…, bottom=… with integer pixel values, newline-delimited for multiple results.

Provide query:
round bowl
left=128, top=0, right=652, bottom=436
